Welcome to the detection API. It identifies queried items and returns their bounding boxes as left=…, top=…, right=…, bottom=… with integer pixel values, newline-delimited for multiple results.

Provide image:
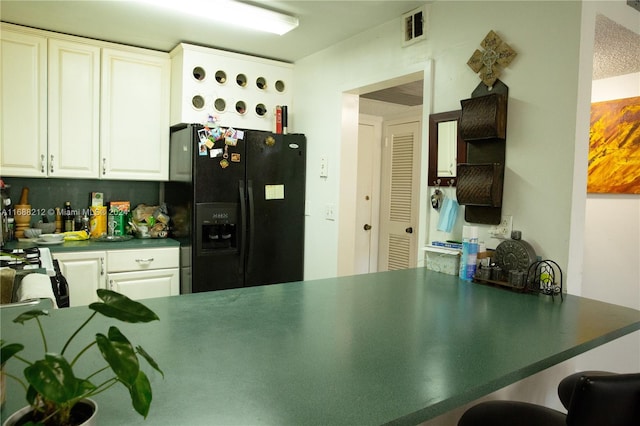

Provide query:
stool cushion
left=557, top=370, right=613, bottom=410
left=458, top=400, right=566, bottom=426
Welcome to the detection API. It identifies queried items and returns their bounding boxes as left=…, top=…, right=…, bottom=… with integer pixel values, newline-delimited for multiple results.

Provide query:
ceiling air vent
left=402, top=6, right=426, bottom=47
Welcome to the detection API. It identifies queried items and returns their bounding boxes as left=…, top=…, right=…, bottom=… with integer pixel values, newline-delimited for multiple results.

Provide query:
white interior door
left=354, top=116, right=382, bottom=274
left=378, top=118, right=421, bottom=271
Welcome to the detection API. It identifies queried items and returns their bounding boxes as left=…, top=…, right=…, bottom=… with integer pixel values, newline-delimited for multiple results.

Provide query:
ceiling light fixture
left=136, top=0, right=299, bottom=35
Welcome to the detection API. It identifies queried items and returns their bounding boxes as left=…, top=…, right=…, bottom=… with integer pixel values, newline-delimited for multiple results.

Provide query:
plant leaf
left=13, top=309, right=49, bottom=324
left=136, top=345, right=164, bottom=378
left=89, top=290, right=159, bottom=323
left=95, top=327, right=139, bottom=386
left=129, top=370, right=152, bottom=418
left=1, top=342, right=24, bottom=365
left=24, top=353, right=78, bottom=404
left=76, top=378, right=97, bottom=398
left=26, top=384, right=38, bottom=405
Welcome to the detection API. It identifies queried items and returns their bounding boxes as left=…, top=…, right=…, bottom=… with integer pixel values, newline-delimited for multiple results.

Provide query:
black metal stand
left=526, top=259, right=563, bottom=301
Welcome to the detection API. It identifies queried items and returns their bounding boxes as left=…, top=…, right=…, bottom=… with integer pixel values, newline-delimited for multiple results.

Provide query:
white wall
left=293, top=13, right=431, bottom=279
left=295, top=1, right=582, bottom=285
left=585, top=72, right=640, bottom=310
left=573, top=2, right=640, bottom=384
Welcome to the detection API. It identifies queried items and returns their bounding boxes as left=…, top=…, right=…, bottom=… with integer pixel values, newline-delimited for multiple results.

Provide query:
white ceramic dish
left=35, top=239, right=64, bottom=246
left=39, top=233, right=64, bottom=242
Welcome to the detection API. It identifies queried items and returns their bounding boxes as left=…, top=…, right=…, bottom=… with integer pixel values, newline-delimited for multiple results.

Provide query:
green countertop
left=1, top=268, right=639, bottom=425
left=3, top=237, right=180, bottom=253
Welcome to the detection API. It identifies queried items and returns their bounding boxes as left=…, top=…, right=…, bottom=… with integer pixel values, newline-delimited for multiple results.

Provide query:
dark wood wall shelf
left=457, top=80, right=509, bottom=225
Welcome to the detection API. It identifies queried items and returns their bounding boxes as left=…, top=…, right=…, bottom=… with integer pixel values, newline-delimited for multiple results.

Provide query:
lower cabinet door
left=53, top=251, right=106, bottom=307
left=108, top=268, right=179, bottom=300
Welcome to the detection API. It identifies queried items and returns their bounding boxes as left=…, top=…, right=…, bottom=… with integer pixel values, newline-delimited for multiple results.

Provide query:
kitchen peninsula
left=2, top=268, right=639, bottom=425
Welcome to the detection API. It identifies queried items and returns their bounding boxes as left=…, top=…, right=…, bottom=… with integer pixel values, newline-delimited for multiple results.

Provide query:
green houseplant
left=1, top=289, right=163, bottom=425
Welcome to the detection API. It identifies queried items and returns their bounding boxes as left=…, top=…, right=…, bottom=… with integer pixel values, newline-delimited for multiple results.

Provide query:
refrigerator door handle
left=239, top=180, right=246, bottom=276
left=247, top=179, right=255, bottom=275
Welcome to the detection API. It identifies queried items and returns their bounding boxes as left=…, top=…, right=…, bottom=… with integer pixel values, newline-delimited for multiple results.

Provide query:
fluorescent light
left=137, top=0, right=299, bottom=35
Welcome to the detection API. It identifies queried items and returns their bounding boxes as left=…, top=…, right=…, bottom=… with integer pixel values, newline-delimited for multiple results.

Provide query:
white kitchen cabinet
left=48, top=38, right=101, bottom=178
left=101, top=48, right=170, bottom=181
left=0, top=27, right=48, bottom=177
left=0, top=23, right=170, bottom=181
left=53, top=251, right=106, bottom=307
left=106, top=247, right=179, bottom=300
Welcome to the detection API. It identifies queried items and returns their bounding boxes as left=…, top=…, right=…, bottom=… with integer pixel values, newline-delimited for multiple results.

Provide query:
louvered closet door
left=378, top=119, right=421, bottom=271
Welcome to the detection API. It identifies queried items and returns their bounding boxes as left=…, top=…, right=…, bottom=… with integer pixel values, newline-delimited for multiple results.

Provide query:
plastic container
left=425, top=245, right=461, bottom=276
left=90, top=206, right=107, bottom=238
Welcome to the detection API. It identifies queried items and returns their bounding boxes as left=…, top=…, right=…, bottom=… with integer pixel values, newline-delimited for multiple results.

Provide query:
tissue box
left=424, top=245, right=461, bottom=276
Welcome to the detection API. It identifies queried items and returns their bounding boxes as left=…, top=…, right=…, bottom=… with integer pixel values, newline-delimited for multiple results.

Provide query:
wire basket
left=526, top=259, right=563, bottom=300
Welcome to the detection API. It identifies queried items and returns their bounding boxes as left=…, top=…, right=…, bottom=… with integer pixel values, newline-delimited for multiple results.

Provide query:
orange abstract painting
left=588, top=96, right=640, bottom=194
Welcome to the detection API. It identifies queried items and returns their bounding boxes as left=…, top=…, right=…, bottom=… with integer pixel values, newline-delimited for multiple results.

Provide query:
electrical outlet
left=325, top=204, right=335, bottom=221
left=489, top=215, right=512, bottom=239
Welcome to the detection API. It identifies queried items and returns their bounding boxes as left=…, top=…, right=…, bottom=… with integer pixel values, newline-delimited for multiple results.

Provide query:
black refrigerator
left=164, top=123, right=306, bottom=293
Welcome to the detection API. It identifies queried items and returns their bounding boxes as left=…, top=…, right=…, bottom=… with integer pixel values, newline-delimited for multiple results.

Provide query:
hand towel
left=1, top=267, right=16, bottom=304
left=16, top=272, right=58, bottom=308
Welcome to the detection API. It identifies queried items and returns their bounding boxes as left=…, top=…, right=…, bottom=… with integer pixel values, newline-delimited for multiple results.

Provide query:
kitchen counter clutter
left=2, top=268, right=638, bottom=425
left=4, top=236, right=179, bottom=253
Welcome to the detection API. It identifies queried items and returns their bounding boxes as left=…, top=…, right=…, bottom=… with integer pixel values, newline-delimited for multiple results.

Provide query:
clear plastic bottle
left=459, top=226, right=479, bottom=281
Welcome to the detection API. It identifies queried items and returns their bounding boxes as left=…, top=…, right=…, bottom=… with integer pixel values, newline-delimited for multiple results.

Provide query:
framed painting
left=588, top=96, right=640, bottom=194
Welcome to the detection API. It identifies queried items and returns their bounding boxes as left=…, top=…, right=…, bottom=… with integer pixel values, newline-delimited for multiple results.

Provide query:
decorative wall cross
left=467, top=30, right=517, bottom=88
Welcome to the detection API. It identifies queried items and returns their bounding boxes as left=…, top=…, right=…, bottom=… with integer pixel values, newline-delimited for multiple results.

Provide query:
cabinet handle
left=109, top=279, right=113, bottom=289
left=135, top=258, right=154, bottom=263
left=50, top=155, right=54, bottom=174
left=100, top=257, right=105, bottom=276
left=102, top=158, right=106, bottom=175
left=40, top=154, right=45, bottom=173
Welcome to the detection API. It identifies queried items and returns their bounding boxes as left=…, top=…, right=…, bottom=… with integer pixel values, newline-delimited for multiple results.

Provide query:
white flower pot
left=2, top=398, right=97, bottom=426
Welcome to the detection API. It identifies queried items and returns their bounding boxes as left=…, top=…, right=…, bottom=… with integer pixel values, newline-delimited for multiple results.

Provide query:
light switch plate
left=320, top=155, right=328, bottom=177
left=325, top=203, right=335, bottom=221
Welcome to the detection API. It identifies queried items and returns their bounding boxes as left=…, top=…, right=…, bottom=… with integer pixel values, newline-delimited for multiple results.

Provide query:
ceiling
left=593, top=13, right=640, bottom=80
left=0, top=0, right=424, bottom=63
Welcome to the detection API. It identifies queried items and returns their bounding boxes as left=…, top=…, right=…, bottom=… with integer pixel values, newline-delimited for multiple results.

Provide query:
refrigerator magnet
left=211, top=127, right=224, bottom=141
left=220, top=159, right=229, bottom=168
left=231, top=153, right=241, bottom=163
left=205, top=139, right=215, bottom=149
left=197, top=128, right=208, bottom=143
left=210, top=148, right=223, bottom=158
left=198, top=142, right=207, bottom=156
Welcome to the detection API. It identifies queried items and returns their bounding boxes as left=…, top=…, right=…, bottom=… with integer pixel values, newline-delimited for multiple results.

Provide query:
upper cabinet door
left=0, top=28, right=48, bottom=177
left=48, top=39, right=100, bottom=178
left=100, top=48, right=170, bottom=181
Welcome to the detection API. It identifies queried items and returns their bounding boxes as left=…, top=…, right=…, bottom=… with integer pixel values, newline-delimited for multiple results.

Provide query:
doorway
left=337, top=72, right=427, bottom=276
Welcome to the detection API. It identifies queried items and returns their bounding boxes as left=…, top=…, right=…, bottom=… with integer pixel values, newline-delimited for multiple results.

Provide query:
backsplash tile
left=2, top=177, right=160, bottom=225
